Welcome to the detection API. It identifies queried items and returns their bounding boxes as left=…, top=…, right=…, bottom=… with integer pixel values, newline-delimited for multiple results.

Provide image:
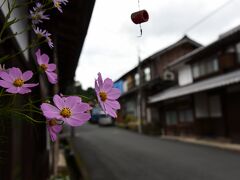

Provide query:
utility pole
left=137, top=55, right=143, bottom=133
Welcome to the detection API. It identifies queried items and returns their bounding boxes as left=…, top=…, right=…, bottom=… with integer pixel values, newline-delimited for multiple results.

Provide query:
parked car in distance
left=90, top=106, right=114, bottom=126
left=90, top=106, right=102, bottom=124
left=98, top=114, right=114, bottom=126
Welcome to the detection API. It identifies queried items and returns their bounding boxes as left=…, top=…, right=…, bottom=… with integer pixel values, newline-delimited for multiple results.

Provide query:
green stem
left=74, top=94, right=93, bottom=101
left=10, top=94, right=16, bottom=106
left=0, top=26, right=31, bottom=44
left=0, top=89, right=4, bottom=96
left=23, top=96, right=51, bottom=107
left=0, top=93, right=16, bottom=97
left=8, top=110, right=46, bottom=124
left=12, top=108, right=42, bottom=115
left=15, top=0, right=34, bottom=9
left=0, top=0, right=17, bottom=39
left=0, top=40, right=46, bottom=63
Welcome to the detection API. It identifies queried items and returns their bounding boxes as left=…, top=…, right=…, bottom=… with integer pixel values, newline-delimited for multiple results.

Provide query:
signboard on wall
left=114, top=80, right=124, bottom=94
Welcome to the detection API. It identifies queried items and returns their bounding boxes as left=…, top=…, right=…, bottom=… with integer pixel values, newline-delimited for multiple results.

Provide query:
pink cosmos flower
left=95, top=72, right=121, bottom=118
left=36, top=49, right=57, bottom=84
left=33, top=27, right=53, bottom=48
left=0, top=67, right=38, bottom=94
left=47, top=118, right=62, bottom=142
left=52, top=0, right=68, bottom=13
left=30, top=2, right=49, bottom=24
left=41, top=94, right=91, bottom=126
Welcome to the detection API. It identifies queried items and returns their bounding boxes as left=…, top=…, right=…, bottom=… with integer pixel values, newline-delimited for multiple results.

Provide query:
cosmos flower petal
left=9, top=67, right=22, bottom=78
left=36, top=49, right=49, bottom=65
left=72, top=103, right=91, bottom=113
left=0, top=71, right=13, bottom=82
left=6, top=86, right=18, bottom=94
left=96, top=92, right=106, bottom=111
left=23, top=83, right=39, bottom=88
left=95, top=79, right=100, bottom=92
left=66, top=113, right=91, bottom=126
left=35, top=49, right=41, bottom=63
left=47, top=126, right=57, bottom=142
left=105, top=105, right=117, bottom=118
left=0, top=80, right=12, bottom=88
left=50, top=134, right=57, bottom=142
left=51, top=124, right=62, bottom=133
left=41, top=103, right=61, bottom=119
left=46, top=71, right=58, bottom=84
left=47, top=64, right=56, bottom=71
left=41, top=54, right=50, bottom=64
left=47, top=119, right=62, bottom=142
left=22, top=71, right=33, bottom=81
left=18, top=87, right=32, bottom=94
left=97, top=72, right=103, bottom=87
left=108, top=88, right=121, bottom=100
left=65, top=96, right=81, bottom=109
left=105, top=100, right=121, bottom=110
left=66, top=96, right=82, bottom=102
left=99, top=100, right=106, bottom=112
left=53, top=95, right=65, bottom=109
left=102, top=78, right=113, bottom=92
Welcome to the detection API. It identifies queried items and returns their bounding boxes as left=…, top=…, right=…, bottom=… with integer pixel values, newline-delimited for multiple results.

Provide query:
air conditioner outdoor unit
left=163, top=70, right=175, bottom=81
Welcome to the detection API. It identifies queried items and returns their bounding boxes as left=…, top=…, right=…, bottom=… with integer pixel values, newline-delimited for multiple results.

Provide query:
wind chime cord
left=138, top=0, right=142, bottom=37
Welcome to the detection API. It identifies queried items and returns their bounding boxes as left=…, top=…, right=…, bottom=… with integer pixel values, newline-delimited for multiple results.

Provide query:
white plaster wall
left=1, top=0, right=29, bottom=60
left=178, top=65, right=193, bottom=86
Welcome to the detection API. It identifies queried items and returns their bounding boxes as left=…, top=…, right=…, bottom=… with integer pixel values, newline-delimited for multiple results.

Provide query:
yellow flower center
left=60, top=108, right=71, bottom=118
left=55, top=2, right=61, bottom=8
left=40, top=64, right=48, bottom=71
left=13, top=79, right=24, bottom=87
left=99, top=91, right=107, bottom=102
left=48, top=119, right=57, bottom=126
left=33, top=14, right=41, bottom=20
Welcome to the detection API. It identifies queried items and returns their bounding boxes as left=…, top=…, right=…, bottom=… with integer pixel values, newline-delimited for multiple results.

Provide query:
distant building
left=115, top=36, right=201, bottom=133
left=149, top=25, right=240, bottom=142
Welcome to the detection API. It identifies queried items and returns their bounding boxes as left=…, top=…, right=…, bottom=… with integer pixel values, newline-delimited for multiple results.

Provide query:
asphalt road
left=72, top=124, right=240, bottom=180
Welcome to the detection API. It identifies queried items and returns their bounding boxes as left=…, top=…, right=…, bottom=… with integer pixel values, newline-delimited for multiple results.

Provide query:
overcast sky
left=75, top=0, right=240, bottom=89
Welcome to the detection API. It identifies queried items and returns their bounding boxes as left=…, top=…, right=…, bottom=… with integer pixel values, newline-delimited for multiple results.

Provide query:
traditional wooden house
left=0, top=0, right=95, bottom=179
left=115, top=36, right=201, bottom=132
left=149, top=25, right=240, bottom=142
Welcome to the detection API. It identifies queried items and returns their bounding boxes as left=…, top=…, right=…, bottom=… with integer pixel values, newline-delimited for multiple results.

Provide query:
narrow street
left=73, top=124, right=240, bottom=180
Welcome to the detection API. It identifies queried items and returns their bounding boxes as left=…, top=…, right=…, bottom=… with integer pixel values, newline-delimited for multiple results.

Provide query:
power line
left=184, top=0, right=235, bottom=34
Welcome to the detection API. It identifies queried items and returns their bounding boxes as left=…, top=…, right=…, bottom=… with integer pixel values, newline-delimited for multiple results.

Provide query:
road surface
left=72, top=124, right=240, bottom=180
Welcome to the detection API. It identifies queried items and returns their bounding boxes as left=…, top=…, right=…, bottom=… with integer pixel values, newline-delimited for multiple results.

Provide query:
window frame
left=191, top=57, right=219, bottom=80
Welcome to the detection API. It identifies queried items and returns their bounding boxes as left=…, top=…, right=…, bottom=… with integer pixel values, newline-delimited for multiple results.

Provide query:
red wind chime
left=131, top=0, right=149, bottom=37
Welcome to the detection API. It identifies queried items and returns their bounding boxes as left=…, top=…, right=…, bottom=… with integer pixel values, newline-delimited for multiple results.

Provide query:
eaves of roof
left=149, top=69, right=240, bottom=104
left=50, top=0, right=96, bottom=92
left=114, top=36, right=201, bottom=83
left=166, top=27, right=240, bottom=70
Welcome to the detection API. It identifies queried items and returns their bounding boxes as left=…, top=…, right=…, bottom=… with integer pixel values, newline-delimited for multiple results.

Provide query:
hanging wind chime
left=131, top=0, right=149, bottom=37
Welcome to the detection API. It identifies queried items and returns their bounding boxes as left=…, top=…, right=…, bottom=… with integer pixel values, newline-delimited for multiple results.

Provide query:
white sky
left=75, top=0, right=240, bottom=89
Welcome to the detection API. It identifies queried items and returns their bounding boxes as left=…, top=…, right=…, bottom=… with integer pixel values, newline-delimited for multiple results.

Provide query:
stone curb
left=68, top=139, right=90, bottom=180
left=161, top=136, right=240, bottom=153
